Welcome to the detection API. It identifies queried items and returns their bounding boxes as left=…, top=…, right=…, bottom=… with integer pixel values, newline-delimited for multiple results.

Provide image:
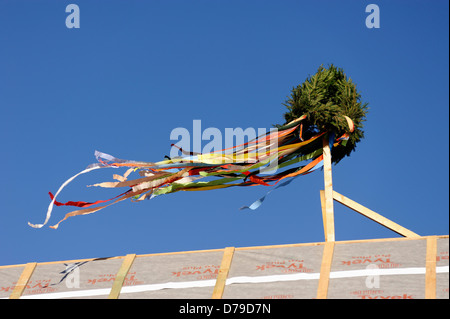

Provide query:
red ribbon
left=49, top=190, right=129, bottom=208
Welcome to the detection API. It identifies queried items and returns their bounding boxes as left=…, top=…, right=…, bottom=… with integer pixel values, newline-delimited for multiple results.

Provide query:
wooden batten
left=425, top=237, right=437, bottom=299
left=320, top=190, right=328, bottom=241
left=108, top=254, right=136, bottom=299
left=212, top=247, right=235, bottom=299
left=9, top=262, right=37, bottom=299
left=322, top=136, right=335, bottom=242
left=316, top=241, right=335, bottom=299
left=332, top=191, right=420, bottom=238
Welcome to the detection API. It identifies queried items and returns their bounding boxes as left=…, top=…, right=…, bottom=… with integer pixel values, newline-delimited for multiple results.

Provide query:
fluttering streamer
left=29, top=115, right=353, bottom=229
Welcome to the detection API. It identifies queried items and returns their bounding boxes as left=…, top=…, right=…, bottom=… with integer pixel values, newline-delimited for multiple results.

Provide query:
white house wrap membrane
left=0, top=236, right=448, bottom=299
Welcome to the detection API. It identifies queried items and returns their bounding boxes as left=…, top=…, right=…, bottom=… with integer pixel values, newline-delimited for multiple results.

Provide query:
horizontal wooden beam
left=332, top=191, right=420, bottom=238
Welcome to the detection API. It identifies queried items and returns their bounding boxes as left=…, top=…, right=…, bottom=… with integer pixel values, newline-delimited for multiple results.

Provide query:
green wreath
left=280, top=64, right=369, bottom=164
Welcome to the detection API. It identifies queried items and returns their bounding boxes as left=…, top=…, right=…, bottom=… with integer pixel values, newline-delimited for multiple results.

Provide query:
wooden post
left=322, top=136, right=335, bottom=242
left=212, top=247, right=235, bottom=299
left=316, top=241, right=335, bottom=299
left=109, top=254, right=136, bottom=299
left=425, top=237, right=437, bottom=299
left=9, top=262, right=37, bottom=299
left=320, top=190, right=329, bottom=241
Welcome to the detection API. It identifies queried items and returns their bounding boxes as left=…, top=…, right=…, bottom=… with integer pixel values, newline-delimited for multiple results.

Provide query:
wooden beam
left=9, top=262, right=37, bottom=299
left=109, top=254, right=136, bottom=299
left=425, top=236, right=437, bottom=299
left=316, top=241, right=335, bottom=299
left=212, top=247, right=235, bottom=299
left=332, top=191, right=421, bottom=238
left=320, top=190, right=329, bottom=241
left=322, top=137, right=335, bottom=241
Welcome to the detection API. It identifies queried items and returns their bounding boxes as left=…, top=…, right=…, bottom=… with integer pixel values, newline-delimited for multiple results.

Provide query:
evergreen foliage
left=280, top=64, right=369, bottom=164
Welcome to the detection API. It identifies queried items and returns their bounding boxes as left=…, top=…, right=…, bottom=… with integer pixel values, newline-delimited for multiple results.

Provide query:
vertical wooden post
left=320, top=190, right=328, bottom=241
left=322, top=136, right=335, bottom=242
left=425, top=237, right=437, bottom=299
left=212, top=247, right=235, bottom=299
left=316, top=241, right=335, bottom=299
left=109, top=254, right=136, bottom=299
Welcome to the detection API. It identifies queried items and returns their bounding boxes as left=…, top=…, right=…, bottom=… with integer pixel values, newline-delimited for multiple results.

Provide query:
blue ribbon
left=240, top=161, right=324, bottom=211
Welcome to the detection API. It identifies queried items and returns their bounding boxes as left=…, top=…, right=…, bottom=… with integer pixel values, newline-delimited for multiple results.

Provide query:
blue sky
left=0, top=0, right=448, bottom=266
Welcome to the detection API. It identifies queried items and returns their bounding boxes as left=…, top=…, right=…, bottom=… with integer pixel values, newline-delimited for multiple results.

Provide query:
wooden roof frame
left=320, top=136, right=421, bottom=242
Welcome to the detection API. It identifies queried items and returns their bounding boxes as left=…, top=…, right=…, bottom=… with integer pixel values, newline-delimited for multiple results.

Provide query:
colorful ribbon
left=29, top=116, right=353, bottom=229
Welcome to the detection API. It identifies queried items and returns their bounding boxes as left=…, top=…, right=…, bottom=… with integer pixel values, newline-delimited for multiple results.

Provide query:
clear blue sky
left=0, top=0, right=448, bottom=266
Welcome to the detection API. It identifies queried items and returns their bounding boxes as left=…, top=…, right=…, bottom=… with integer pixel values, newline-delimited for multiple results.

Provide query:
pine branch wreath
left=280, top=64, right=369, bottom=164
